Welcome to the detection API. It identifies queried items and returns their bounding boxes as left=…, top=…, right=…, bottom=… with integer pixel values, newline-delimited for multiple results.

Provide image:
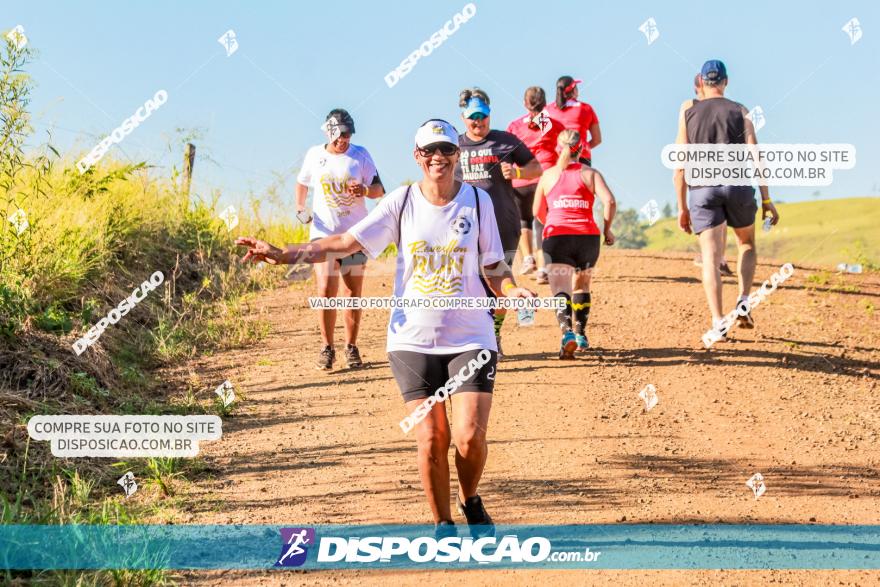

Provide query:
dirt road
left=173, top=250, right=880, bottom=586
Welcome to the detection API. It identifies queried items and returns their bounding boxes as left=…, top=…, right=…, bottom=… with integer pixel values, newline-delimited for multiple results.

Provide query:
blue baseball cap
left=700, top=59, right=728, bottom=83
left=462, top=97, right=490, bottom=119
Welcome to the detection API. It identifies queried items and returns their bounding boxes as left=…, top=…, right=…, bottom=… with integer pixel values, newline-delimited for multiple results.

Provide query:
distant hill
left=644, top=197, right=879, bottom=268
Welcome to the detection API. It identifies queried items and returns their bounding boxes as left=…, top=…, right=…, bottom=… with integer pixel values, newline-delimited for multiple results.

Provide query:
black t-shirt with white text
left=457, top=130, right=535, bottom=242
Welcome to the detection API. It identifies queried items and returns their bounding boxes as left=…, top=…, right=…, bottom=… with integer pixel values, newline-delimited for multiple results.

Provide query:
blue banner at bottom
left=2, top=525, right=879, bottom=570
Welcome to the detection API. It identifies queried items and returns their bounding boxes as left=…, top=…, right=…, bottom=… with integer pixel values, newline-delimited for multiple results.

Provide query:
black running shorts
left=388, top=349, right=498, bottom=403
left=542, top=234, right=601, bottom=271
left=311, top=238, right=367, bottom=266
left=499, top=231, right=520, bottom=267
left=336, top=251, right=367, bottom=267
left=513, top=184, right=537, bottom=228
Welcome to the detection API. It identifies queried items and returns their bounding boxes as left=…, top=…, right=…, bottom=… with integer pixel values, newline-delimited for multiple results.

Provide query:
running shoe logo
left=638, top=17, right=660, bottom=45
left=528, top=111, right=552, bottom=135
left=842, top=18, right=862, bottom=45
left=746, top=106, right=766, bottom=132
left=639, top=199, right=660, bottom=225
left=275, top=527, right=316, bottom=567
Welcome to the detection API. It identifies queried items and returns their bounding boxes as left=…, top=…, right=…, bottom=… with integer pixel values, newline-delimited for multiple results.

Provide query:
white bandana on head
left=321, top=116, right=342, bottom=142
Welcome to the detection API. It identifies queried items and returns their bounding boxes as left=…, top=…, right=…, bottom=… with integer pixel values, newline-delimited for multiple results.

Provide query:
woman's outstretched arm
left=235, top=233, right=362, bottom=265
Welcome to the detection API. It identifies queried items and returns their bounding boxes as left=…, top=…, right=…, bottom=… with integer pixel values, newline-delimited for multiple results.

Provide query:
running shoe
left=434, top=520, right=457, bottom=540
left=520, top=255, right=537, bottom=275
left=736, top=308, right=755, bottom=329
left=576, top=333, right=589, bottom=351
left=559, top=331, right=578, bottom=360
left=711, top=319, right=729, bottom=342
left=456, top=495, right=495, bottom=538
left=344, top=344, right=363, bottom=368
left=720, top=261, right=734, bottom=276
left=316, top=345, right=335, bottom=370
left=495, top=334, right=504, bottom=359
left=534, top=268, right=549, bottom=285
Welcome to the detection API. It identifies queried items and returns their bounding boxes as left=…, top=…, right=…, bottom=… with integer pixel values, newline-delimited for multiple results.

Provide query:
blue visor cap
left=462, top=97, right=490, bottom=118
left=700, top=59, right=728, bottom=82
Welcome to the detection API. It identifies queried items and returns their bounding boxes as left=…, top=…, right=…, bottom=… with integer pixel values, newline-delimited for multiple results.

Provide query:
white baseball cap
left=414, top=119, right=459, bottom=149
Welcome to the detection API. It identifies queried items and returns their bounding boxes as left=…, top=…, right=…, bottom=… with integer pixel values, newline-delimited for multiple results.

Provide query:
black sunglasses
left=417, top=143, right=459, bottom=157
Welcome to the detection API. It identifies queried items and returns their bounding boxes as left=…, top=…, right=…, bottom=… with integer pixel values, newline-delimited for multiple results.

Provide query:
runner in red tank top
left=506, top=86, right=565, bottom=285
left=542, top=162, right=601, bottom=238
left=534, top=130, right=617, bottom=358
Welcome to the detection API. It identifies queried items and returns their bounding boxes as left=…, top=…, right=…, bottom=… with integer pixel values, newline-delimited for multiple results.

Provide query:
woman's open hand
left=235, top=237, right=282, bottom=264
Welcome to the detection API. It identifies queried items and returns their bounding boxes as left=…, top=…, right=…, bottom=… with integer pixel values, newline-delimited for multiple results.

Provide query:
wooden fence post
left=182, top=143, right=195, bottom=196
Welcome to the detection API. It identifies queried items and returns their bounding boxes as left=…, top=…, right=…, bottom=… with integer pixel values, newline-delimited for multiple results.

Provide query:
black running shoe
left=316, top=345, right=334, bottom=370
left=344, top=344, right=363, bottom=368
left=434, top=520, right=457, bottom=540
left=456, top=495, right=495, bottom=538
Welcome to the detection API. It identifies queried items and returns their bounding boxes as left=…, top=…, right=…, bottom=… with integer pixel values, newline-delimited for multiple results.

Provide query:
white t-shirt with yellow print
left=296, top=143, right=379, bottom=240
left=348, top=182, right=504, bottom=354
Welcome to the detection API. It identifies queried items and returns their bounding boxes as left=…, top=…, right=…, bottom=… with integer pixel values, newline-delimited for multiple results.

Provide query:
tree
left=612, top=208, right=648, bottom=249
left=662, top=202, right=674, bottom=218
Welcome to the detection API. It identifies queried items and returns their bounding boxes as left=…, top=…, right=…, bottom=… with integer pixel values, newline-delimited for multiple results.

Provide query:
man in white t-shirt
left=295, top=108, right=385, bottom=370
left=237, top=119, right=535, bottom=539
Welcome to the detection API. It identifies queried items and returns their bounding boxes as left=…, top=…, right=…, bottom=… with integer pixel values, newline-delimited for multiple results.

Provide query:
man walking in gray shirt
left=674, top=60, right=780, bottom=339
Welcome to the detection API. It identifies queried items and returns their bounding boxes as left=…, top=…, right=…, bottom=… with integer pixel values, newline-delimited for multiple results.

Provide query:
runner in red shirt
left=506, top=86, right=565, bottom=284
left=533, top=130, right=616, bottom=358
left=546, top=76, right=601, bottom=166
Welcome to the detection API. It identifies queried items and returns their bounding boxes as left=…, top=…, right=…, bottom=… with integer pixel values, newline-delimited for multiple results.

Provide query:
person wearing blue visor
left=457, top=87, right=542, bottom=358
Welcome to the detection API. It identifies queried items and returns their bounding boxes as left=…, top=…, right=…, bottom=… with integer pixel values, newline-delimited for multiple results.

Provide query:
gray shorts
left=689, top=186, right=757, bottom=234
left=388, top=349, right=497, bottom=403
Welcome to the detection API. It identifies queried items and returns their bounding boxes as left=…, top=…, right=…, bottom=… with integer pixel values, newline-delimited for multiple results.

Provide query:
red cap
left=564, top=79, right=582, bottom=93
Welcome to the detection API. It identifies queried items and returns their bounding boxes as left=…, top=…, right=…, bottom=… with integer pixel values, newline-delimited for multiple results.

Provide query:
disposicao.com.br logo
left=273, top=530, right=600, bottom=567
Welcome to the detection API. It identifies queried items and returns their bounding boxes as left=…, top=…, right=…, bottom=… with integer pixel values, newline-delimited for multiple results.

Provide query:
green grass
left=645, top=197, right=880, bottom=268
left=0, top=35, right=306, bottom=585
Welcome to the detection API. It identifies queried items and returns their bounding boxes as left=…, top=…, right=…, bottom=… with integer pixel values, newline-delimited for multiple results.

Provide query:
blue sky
left=7, top=1, right=879, bottom=212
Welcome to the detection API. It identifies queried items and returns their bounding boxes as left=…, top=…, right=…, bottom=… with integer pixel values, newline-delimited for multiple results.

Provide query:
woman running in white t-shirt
left=237, top=119, right=534, bottom=539
left=295, top=108, right=385, bottom=371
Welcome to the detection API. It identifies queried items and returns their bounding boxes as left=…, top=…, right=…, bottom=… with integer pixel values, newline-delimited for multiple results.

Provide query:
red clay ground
left=166, top=249, right=879, bottom=586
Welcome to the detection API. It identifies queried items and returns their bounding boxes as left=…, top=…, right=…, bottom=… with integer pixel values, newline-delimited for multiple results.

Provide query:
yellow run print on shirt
left=409, top=239, right=468, bottom=296
left=320, top=173, right=357, bottom=211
